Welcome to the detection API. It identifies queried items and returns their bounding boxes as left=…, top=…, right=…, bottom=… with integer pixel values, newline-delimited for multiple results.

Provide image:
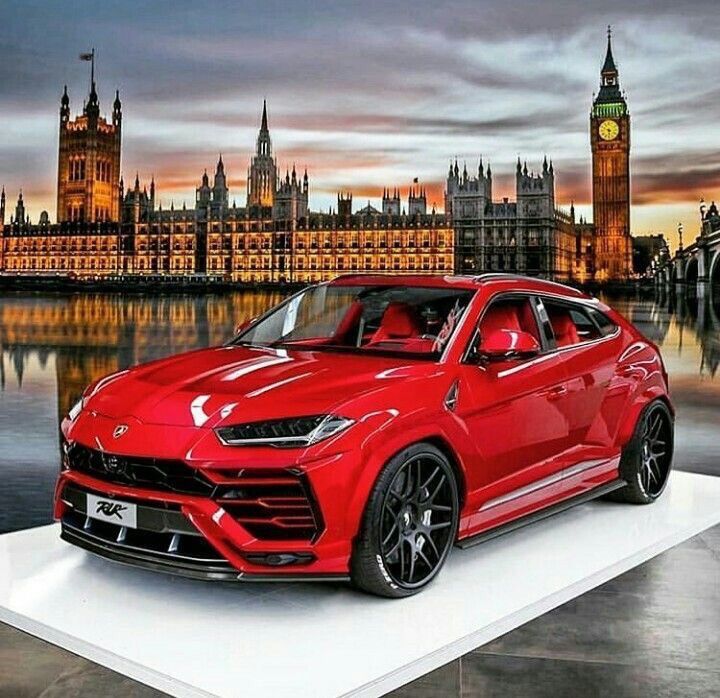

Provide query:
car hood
left=84, top=345, right=442, bottom=428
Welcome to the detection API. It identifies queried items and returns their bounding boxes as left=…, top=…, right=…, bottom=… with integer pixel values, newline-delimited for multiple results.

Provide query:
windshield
left=234, top=284, right=474, bottom=359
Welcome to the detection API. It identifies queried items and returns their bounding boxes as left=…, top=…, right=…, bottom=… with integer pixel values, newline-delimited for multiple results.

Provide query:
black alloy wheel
left=611, top=400, right=674, bottom=504
left=351, top=443, right=459, bottom=598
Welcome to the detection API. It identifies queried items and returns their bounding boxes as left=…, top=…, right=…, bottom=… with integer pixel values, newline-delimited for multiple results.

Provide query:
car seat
left=369, top=302, right=422, bottom=344
left=548, top=309, right=580, bottom=347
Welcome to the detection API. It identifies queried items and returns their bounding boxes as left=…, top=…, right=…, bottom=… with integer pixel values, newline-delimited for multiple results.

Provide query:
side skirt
left=455, top=478, right=627, bottom=550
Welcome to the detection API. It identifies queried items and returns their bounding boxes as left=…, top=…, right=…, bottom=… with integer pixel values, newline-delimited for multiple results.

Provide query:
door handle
left=544, top=385, right=568, bottom=400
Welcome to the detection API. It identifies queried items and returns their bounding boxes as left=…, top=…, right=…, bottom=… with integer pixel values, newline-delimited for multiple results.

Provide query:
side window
left=543, top=300, right=601, bottom=347
left=478, top=296, right=541, bottom=343
left=568, top=308, right=602, bottom=341
left=588, top=308, right=618, bottom=337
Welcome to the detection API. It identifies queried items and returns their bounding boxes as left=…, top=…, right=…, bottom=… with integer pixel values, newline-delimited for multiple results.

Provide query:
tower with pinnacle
left=273, top=165, right=309, bottom=221
left=590, top=27, right=632, bottom=280
left=211, top=155, right=229, bottom=216
left=246, top=100, right=277, bottom=209
left=56, top=55, right=122, bottom=223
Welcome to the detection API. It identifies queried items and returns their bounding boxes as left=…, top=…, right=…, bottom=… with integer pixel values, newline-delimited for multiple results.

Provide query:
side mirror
left=478, top=329, right=540, bottom=362
left=234, top=317, right=257, bottom=335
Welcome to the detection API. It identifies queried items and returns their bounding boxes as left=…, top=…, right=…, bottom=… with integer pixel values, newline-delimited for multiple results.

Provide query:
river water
left=1, top=287, right=718, bottom=533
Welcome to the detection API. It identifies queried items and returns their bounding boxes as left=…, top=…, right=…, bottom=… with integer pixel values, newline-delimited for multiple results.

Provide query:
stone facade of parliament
left=0, top=34, right=633, bottom=283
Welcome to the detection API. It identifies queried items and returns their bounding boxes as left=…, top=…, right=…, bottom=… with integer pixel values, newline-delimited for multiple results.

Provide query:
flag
left=413, top=177, right=419, bottom=183
left=79, top=52, right=93, bottom=61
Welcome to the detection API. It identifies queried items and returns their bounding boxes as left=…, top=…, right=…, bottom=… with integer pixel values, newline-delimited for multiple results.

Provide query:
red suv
left=55, top=274, right=674, bottom=597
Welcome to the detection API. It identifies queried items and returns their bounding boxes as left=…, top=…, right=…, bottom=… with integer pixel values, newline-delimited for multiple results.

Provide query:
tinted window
left=467, top=296, right=542, bottom=363
left=543, top=300, right=601, bottom=347
left=588, top=308, right=618, bottom=337
left=478, top=297, right=541, bottom=342
left=568, top=308, right=602, bottom=341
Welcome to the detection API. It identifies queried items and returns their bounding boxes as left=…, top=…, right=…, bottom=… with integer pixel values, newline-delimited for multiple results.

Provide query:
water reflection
left=0, top=291, right=285, bottom=532
left=0, top=286, right=718, bottom=533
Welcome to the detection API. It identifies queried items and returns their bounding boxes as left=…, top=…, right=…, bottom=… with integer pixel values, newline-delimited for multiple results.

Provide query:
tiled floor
left=0, top=623, right=163, bottom=697
left=1, top=525, right=718, bottom=697
left=391, top=525, right=720, bottom=697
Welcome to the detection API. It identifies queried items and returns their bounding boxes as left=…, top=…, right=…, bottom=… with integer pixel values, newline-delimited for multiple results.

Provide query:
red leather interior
left=480, top=301, right=541, bottom=342
left=333, top=301, right=364, bottom=344
left=548, top=309, right=580, bottom=347
left=480, top=304, right=522, bottom=336
left=518, top=303, right=541, bottom=341
left=370, top=302, right=422, bottom=343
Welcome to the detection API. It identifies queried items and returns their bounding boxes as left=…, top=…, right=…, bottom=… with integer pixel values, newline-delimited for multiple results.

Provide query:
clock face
left=599, top=119, right=619, bottom=141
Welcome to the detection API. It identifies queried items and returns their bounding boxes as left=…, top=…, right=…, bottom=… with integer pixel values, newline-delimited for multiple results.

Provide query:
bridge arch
left=709, top=249, right=720, bottom=288
left=685, top=256, right=699, bottom=286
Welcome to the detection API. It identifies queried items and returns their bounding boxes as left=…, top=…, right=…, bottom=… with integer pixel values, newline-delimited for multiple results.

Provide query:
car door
left=539, top=297, right=622, bottom=497
left=458, top=293, right=574, bottom=535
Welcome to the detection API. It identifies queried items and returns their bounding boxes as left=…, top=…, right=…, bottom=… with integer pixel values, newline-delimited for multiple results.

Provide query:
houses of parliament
left=0, top=32, right=634, bottom=283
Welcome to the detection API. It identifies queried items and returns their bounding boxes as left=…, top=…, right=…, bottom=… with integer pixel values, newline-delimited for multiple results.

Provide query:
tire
left=351, top=442, right=459, bottom=598
left=608, top=399, right=674, bottom=504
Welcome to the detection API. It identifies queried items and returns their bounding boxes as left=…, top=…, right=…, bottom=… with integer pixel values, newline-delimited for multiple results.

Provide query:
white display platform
left=1, top=471, right=720, bottom=698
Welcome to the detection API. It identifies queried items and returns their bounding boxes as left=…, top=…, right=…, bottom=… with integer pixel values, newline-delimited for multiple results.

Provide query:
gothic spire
left=594, top=24, right=626, bottom=111
left=602, top=25, right=618, bottom=76
left=255, top=100, right=272, bottom=157
left=261, top=99, right=268, bottom=132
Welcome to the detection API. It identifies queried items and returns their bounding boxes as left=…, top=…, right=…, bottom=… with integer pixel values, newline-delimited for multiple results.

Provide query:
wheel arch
left=616, top=389, right=674, bottom=451
left=344, top=426, right=468, bottom=543
left=421, top=435, right=467, bottom=510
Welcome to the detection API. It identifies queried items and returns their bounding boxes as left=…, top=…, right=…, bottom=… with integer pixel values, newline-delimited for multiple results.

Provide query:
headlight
left=68, top=397, right=85, bottom=421
left=215, top=415, right=354, bottom=448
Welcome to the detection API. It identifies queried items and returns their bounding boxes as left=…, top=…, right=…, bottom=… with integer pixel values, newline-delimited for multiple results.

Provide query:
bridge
left=653, top=202, right=720, bottom=293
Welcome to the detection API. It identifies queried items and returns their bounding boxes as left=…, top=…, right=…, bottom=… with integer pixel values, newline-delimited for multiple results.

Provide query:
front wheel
left=351, top=443, right=459, bottom=598
left=610, top=399, right=674, bottom=504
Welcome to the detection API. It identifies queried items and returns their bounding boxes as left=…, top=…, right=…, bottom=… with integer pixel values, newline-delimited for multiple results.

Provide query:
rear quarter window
left=588, top=308, right=618, bottom=337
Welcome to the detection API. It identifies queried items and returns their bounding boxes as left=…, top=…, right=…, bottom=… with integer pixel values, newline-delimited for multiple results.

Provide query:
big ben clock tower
left=591, top=28, right=632, bottom=280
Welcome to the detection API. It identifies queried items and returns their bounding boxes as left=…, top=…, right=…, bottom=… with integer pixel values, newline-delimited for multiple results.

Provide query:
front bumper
left=54, top=445, right=359, bottom=581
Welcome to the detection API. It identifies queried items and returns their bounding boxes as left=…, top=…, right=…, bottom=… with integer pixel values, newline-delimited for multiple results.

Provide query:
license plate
left=86, top=493, right=137, bottom=529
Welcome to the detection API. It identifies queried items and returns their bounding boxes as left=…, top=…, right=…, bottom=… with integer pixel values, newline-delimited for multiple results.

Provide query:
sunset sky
left=2, top=0, right=719, bottom=251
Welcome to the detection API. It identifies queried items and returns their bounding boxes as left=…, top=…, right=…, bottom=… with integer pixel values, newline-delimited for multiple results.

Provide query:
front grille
left=65, top=443, right=324, bottom=542
left=66, top=442, right=215, bottom=496
left=211, top=468, right=323, bottom=541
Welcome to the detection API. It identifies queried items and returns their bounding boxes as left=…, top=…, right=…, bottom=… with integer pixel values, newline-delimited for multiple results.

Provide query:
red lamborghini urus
left=55, top=274, right=674, bottom=597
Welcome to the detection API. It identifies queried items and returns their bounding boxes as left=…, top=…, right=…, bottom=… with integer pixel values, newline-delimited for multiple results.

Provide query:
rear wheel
left=351, top=443, right=459, bottom=598
left=610, top=400, right=674, bottom=504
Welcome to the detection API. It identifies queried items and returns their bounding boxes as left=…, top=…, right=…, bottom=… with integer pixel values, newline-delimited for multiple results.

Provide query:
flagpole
left=91, top=48, right=95, bottom=86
